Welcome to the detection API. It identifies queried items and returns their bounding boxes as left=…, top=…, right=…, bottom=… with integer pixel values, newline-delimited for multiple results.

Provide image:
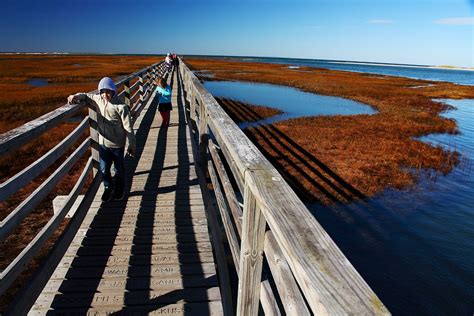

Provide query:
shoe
left=113, top=186, right=125, bottom=200
left=101, top=186, right=113, bottom=202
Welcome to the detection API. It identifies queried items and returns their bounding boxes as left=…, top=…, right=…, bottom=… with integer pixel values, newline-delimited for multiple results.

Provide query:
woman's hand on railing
left=67, top=93, right=85, bottom=104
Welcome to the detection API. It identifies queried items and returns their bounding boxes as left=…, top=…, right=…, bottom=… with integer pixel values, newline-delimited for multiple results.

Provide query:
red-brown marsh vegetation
left=186, top=57, right=474, bottom=204
left=0, top=54, right=160, bottom=309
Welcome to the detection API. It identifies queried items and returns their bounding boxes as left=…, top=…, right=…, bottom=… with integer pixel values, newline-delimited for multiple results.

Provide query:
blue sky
left=1, top=0, right=473, bottom=67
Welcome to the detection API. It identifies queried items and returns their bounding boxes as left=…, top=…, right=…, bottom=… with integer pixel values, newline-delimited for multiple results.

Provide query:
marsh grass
left=189, top=58, right=474, bottom=203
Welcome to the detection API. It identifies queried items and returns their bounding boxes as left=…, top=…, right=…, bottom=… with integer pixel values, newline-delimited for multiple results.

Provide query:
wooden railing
left=0, top=60, right=168, bottom=311
left=179, top=58, right=390, bottom=315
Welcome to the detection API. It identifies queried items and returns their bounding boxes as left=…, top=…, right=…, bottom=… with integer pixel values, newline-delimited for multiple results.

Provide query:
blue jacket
left=155, top=85, right=172, bottom=104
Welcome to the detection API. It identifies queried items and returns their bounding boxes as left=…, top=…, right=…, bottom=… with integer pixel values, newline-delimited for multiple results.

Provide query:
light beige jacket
left=79, top=93, right=136, bottom=151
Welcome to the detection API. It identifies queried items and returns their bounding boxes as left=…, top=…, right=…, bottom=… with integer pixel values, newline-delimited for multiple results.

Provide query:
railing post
left=151, top=66, right=156, bottom=84
left=185, top=73, right=191, bottom=103
left=147, top=68, right=154, bottom=92
left=87, top=105, right=100, bottom=173
left=198, top=97, right=208, bottom=169
left=190, top=87, right=196, bottom=121
left=123, top=80, right=131, bottom=108
left=138, top=73, right=144, bottom=103
left=236, top=175, right=267, bottom=316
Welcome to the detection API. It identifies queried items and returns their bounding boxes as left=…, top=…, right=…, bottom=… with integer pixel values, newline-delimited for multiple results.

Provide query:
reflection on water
left=203, top=80, right=376, bottom=128
left=28, top=78, right=48, bottom=87
left=308, top=99, right=474, bottom=315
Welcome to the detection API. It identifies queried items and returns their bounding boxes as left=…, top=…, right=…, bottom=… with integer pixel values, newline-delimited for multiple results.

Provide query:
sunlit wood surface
left=30, top=72, right=223, bottom=315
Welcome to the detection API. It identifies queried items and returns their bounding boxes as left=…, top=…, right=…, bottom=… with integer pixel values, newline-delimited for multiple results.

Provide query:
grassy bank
left=186, top=57, right=474, bottom=203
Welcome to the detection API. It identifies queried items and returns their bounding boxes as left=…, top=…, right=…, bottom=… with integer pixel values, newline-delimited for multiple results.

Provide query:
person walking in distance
left=155, top=77, right=172, bottom=128
left=67, top=77, right=136, bottom=202
left=165, top=53, right=173, bottom=73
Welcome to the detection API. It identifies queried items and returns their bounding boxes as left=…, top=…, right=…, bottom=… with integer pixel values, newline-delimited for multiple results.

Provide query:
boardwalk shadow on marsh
left=216, top=97, right=366, bottom=205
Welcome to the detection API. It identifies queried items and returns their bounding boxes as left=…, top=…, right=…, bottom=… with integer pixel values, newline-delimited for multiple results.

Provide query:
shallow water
left=27, top=78, right=48, bottom=87
left=308, top=99, right=474, bottom=315
left=203, top=80, right=376, bottom=127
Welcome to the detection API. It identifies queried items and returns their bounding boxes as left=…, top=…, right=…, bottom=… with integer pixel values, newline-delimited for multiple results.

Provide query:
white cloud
left=368, top=19, right=394, bottom=24
left=434, top=17, right=474, bottom=25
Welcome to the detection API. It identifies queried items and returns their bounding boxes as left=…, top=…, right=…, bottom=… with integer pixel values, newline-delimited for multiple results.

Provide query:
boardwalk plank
left=30, top=301, right=224, bottom=315
left=33, top=287, right=221, bottom=309
left=51, top=263, right=217, bottom=279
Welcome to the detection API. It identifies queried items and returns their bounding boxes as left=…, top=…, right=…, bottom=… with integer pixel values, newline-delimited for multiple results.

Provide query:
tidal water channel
left=27, top=78, right=48, bottom=87
left=203, top=81, right=376, bottom=128
left=204, top=79, right=474, bottom=315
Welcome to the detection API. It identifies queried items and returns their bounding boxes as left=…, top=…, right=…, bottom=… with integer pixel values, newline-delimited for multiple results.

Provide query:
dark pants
left=160, top=111, right=171, bottom=127
left=99, top=145, right=124, bottom=189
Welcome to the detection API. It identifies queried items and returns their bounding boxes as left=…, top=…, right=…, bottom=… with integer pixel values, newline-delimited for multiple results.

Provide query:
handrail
left=0, top=61, right=162, bottom=157
left=0, top=117, right=89, bottom=202
left=0, top=60, right=165, bottom=306
left=179, top=58, right=390, bottom=315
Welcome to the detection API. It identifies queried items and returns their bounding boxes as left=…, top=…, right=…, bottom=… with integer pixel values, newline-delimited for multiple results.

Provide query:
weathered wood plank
left=76, top=233, right=211, bottom=246
left=42, top=275, right=219, bottom=293
left=0, top=102, right=86, bottom=157
left=265, top=231, right=310, bottom=315
left=83, top=210, right=207, bottom=223
left=236, top=180, right=267, bottom=316
left=208, top=158, right=240, bottom=269
left=51, top=263, right=217, bottom=280
left=209, top=139, right=243, bottom=234
left=260, top=280, right=281, bottom=316
left=33, top=287, right=221, bottom=309
left=30, top=301, right=224, bottom=316
left=86, top=205, right=206, bottom=213
left=76, top=225, right=210, bottom=237
left=86, top=217, right=208, bottom=228
left=65, top=242, right=213, bottom=256
left=59, top=252, right=216, bottom=267
left=89, top=199, right=204, bottom=208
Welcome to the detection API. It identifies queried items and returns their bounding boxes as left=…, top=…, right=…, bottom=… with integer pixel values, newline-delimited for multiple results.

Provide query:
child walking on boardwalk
left=155, top=77, right=172, bottom=127
left=67, top=77, right=136, bottom=202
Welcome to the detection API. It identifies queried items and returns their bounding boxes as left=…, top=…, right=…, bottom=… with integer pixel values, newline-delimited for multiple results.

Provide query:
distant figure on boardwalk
left=155, top=77, right=172, bottom=128
left=165, top=53, right=173, bottom=73
left=172, top=53, right=179, bottom=67
left=67, top=77, right=136, bottom=202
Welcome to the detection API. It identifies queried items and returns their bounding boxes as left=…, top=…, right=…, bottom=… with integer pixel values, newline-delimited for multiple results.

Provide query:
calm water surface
left=308, top=99, right=474, bottom=315
left=27, top=78, right=48, bottom=87
left=203, top=80, right=376, bottom=128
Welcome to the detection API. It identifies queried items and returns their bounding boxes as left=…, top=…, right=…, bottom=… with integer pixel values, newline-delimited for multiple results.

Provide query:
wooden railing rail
left=179, top=58, right=390, bottom=315
left=0, top=60, right=167, bottom=304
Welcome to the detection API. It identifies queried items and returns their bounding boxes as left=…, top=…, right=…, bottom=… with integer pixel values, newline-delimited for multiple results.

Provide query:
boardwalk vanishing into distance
left=0, top=59, right=390, bottom=315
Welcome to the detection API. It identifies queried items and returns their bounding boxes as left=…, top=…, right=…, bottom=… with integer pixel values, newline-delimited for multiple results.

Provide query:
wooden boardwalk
left=30, top=71, right=224, bottom=315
